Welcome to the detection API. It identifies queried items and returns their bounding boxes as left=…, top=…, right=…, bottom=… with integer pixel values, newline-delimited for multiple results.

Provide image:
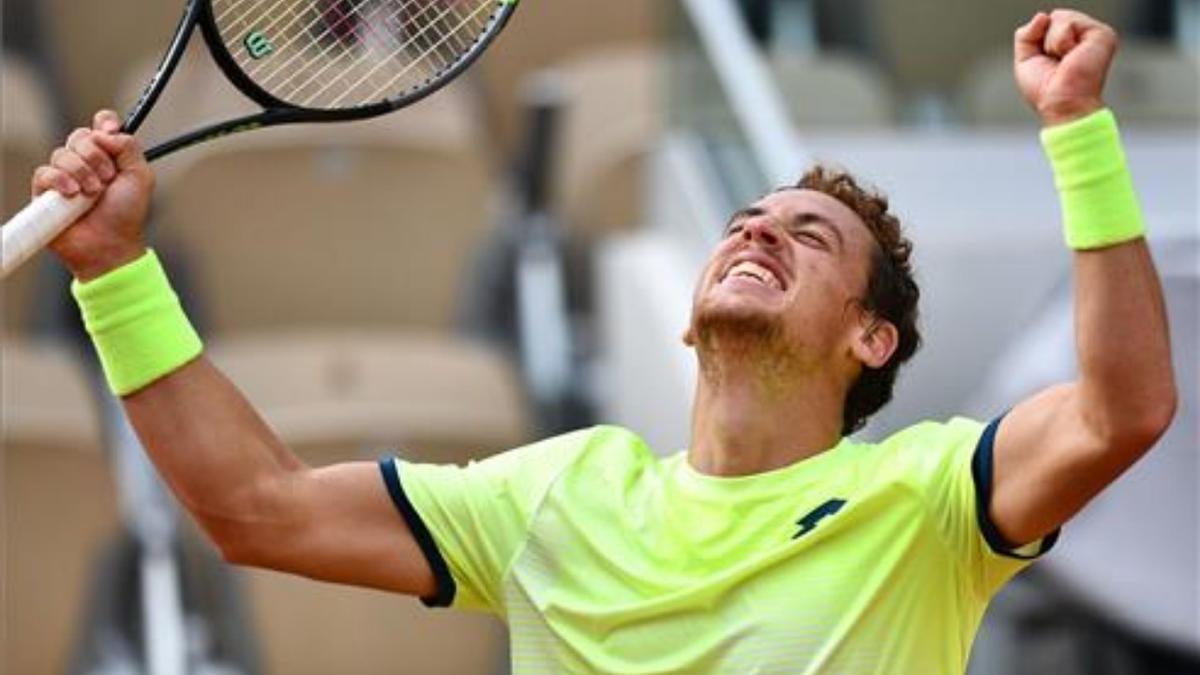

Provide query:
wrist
left=1038, top=97, right=1104, bottom=128
left=72, top=249, right=203, bottom=396
left=61, top=240, right=149, bottom=282
left=1040, top=108, right=1146, bottom=250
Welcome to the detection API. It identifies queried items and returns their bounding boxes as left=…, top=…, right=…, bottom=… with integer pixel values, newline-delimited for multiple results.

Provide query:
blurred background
left=2, top=0, right=1197, bottom=673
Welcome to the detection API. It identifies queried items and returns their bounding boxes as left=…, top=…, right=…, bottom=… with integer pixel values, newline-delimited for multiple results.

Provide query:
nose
left=742, top=215, right=782, bottom=248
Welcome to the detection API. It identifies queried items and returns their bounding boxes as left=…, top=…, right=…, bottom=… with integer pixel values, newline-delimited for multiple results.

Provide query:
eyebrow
left=725, top=206, right=763, bottom=228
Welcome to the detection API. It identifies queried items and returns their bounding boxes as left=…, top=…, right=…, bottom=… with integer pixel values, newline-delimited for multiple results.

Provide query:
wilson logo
left=244, top=30, right=274, bottom=59
left=792, top=498, right=847, bottom=539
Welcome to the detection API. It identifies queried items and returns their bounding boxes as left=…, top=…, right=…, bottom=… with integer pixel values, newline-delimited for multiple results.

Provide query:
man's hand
left=1014, top=10, right=1119, bottom=126
left=32, top=110, right=153, bottom=281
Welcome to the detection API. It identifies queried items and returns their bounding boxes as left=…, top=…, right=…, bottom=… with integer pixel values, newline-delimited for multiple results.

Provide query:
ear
left=851, top=317, right=898, bottom=369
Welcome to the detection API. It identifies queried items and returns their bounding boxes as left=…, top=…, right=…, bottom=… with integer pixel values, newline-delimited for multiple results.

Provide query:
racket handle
left=1, top=191, right=96, bottom=280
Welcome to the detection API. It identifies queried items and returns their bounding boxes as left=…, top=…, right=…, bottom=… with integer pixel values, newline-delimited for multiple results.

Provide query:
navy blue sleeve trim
left=378, top=457, right=457, bottom=608
left=971, top=416, right=1060, bottom=560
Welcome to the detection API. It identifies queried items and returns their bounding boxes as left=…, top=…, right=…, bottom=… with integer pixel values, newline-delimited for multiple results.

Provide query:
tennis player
left=33, top=9, right=1175, bottom=673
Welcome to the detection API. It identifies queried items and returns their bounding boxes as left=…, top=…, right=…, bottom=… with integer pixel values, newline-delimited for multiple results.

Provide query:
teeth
left=726, top=261, right=781, bottom=290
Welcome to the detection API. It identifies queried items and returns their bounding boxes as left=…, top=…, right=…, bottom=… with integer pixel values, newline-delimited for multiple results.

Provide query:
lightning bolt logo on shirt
left=793, top=498, right=848, bottom=539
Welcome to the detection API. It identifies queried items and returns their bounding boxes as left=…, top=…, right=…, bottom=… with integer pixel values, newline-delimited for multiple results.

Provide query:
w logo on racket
left=244, top=30, right=273, bottom=59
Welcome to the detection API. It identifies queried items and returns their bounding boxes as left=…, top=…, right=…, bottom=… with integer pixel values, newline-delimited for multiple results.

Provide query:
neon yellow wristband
left=1040, top=108, right=1146, bottom=250
left=72, top=249, right=203, bottom=396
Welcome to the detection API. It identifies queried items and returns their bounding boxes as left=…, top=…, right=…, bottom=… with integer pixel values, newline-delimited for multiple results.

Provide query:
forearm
left=73, top=250, right=306, bottom=540
left=1042, top=110, right=1177, bottom=446
left=1073, top=242, right=1175, bottom=443
left=122, top=355, right=306, bottom=527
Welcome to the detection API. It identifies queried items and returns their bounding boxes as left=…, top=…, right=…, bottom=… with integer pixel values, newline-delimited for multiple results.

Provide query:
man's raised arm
left=986, top=10, right=1177, bottom=548
left=32, top=110, right=436, bottom=597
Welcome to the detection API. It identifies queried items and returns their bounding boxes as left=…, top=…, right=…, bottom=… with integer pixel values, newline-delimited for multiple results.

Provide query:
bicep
left=225, top=461, right=437, bottom=598
left=990, top=383, right=1133, bottom=547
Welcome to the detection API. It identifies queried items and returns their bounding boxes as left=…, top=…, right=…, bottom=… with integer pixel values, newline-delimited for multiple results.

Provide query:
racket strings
left=238, top=0, right=404, bottom=72
left=211, top=0, right=498, bottom=109
left=258, top=0, right=463, bottom=93
left=225, top=0, right=463, bottom=78
left=318, top=1, right=492, bottom=106
left=246, top=0, right=407, bottom=89
left=284, top=0, right=468, bottom=104
left=316, top=0, right=491, bottom=103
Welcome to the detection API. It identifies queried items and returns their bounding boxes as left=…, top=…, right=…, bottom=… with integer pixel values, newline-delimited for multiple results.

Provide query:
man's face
left=687, top=188, right=878, bottom=365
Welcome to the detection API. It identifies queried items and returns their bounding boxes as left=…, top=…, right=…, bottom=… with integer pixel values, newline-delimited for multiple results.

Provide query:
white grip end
left=1, top=191, right=96, bottom=279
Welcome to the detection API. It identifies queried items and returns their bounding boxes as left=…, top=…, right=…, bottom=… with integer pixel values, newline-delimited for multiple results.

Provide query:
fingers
left=67, top=127, right=117, bottom=182
left=32, top=164, right=82, bottom=198
left=1016, top=10, right=1118, bottom=61
left=93, top=109, right=122, bottom=134
left=1014, top=12, right=1051, bottom=63
left=87, top=109, right=146, bottom=172
left=91, top=132, right=148, bottom=173
left=1043, top=14, right=1080, bottom=58
left=1048, top=8, right=1112, bottom=34
left=50, top=144, right=104, bottom=196
left=1043, top=9, right=1118, bottom=58
left=32, top=110, right=145, bottom=199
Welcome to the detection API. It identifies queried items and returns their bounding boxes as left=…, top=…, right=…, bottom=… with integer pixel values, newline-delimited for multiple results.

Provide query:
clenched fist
left=1014, top=10, right=1119, bottom=126
left=31, top=110, right=153, bottom=281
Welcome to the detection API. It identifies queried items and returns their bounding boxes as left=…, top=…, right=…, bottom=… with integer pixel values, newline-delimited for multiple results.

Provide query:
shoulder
left=551, top=425, right=662, bottom=484
left=865, top=417, right=989, bottom=484
left=502, top=424, right=652, bottom=464
left=474, top=424, right=657, bottom=486
left=876, top=417, right=987, bottom=452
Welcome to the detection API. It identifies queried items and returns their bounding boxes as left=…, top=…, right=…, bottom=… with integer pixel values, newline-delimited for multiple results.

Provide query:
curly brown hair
left=789, top=165, right=922, bottom=435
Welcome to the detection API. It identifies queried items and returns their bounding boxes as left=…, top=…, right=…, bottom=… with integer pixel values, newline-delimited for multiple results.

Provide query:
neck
left=687, top=333, right=846, bottom=477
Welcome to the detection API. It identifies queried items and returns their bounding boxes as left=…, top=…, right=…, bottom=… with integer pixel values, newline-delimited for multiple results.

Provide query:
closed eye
left=790, top=227, right=829, bottom=249
left=788, top=212, right=844, bottom=253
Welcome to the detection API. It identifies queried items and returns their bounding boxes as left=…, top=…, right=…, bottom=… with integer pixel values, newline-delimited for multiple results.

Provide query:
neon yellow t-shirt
left=378, top=417, right=1054, bottom=674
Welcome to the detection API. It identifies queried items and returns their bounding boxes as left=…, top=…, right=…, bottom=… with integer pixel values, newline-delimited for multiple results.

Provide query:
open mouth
left=721, top=259, right=785, bottom=291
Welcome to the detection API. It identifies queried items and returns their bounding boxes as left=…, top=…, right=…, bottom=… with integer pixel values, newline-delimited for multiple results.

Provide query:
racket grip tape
left=1, top=191, right=96, bottom=279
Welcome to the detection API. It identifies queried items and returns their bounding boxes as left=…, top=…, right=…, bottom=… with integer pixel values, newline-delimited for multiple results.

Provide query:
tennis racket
left=1, top=0, right=519, bottom=279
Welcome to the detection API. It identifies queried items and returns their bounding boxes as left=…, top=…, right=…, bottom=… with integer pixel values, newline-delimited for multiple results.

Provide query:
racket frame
left=129, top=0, right=520, bottom=161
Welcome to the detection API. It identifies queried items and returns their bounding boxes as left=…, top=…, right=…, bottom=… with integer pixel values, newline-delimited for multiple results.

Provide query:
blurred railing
left=667, top=0, right=809, bottom=209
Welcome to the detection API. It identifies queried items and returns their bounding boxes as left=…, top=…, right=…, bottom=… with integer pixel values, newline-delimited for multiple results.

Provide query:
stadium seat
left=206, top=330, right=530, bottom=463
left=240, top=570, right=508, bottom=675
left=476, top=0, right=658, bottom=155
left=207, top=330, right=529, bottom=674
left=2, top=54, right=56, bottom=335
left=155, top=124, right=491, bottom=334
left=554, top=46, right=664, bottom=238
left=770, top=50, right=895, bottom=127
left=961, top=42, right=1200, bottom=127
left=2, top=339, right=115, bottom=675
left=122, top=46, right=494, bottom=335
